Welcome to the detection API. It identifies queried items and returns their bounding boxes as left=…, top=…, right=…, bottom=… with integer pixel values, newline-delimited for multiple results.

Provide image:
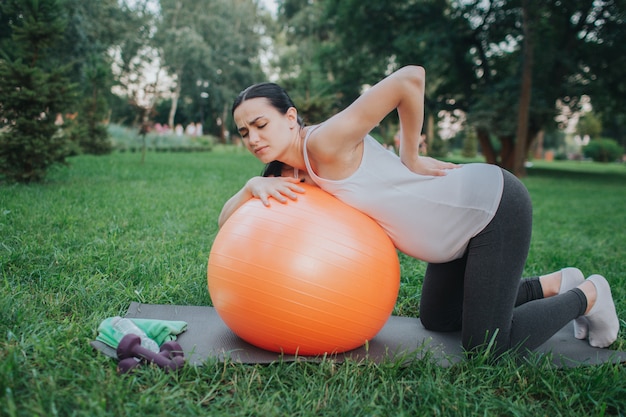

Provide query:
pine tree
left=0, top=0, right=75, bottom=183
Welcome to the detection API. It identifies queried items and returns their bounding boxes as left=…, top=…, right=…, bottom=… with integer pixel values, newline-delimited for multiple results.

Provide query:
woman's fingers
left=253, top=177, right=306, bottom=206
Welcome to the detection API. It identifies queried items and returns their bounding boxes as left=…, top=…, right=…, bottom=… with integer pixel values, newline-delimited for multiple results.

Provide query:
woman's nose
left=248, top=130, right=260, bottom=144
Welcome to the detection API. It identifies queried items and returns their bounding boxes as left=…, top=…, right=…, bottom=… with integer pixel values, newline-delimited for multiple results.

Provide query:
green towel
left=96, top=317, right=188, bottom=349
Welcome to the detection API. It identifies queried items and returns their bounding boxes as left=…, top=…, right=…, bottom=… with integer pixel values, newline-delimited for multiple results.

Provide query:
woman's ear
left=286, top=107, right=299, bottom=128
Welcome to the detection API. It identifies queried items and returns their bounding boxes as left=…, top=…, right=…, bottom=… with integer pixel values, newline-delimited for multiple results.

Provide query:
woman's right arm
left=217, top=176, right=305, bottom=228
left=218, top=182, right=254, bottom=228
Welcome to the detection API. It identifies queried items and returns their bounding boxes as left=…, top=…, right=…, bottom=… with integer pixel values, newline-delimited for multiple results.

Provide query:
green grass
left=1, top=150, right=625, bottom=416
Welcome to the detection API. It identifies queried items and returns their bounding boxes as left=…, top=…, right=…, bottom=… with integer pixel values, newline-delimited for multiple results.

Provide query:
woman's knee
left=419, top=305, right=462, bottom=332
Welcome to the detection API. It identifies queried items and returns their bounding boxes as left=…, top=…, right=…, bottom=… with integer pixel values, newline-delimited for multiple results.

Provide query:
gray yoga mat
left=91, top=302, right=626, bottom=368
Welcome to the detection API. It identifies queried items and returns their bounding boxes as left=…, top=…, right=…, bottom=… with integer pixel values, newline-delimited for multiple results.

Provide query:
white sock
left=585, top=274, right=619, bottom=348
left=558, top=267, right=588, bottom=339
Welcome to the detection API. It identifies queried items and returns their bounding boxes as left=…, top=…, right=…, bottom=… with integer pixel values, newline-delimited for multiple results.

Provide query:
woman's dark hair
left=262, top=160, right=285, bottom=177
left=232, top=83, right=303, bottom=178
left=232, top=82, right=302, bottom=126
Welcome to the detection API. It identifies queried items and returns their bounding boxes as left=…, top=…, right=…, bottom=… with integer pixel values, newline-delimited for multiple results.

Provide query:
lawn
left=1, top=150, right=625, bottom=416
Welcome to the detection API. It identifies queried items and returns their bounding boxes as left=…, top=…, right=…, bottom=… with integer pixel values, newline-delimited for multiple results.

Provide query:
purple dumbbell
left=117, top=357, right=141, bottom=374
left=159, top=341, right=184, bottom=358
left=117, top=334, right=184, bottom=372
left=159, top=341, right=185, bottom=369
left=117, top=349, right=184, bottom=375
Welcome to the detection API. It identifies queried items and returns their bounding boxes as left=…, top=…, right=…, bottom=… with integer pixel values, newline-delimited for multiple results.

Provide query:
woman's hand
left=219, top=176, right=306, bottom=228
left=401, top=155, right=459, bottom=177
left=247, top=176, right=306, bottom=206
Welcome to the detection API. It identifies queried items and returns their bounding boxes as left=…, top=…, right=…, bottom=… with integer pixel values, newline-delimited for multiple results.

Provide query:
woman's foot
left=581, top=275, right=619, bottom=348
left=558, top=267, right=588, bottom=339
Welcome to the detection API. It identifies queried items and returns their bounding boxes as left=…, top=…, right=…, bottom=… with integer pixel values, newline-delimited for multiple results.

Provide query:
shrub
left=107, top=124, right=214, bottom=153
left=583, top=138, right=624, bottom=163
left=0, top=61, right=74, bottom=183
left=66, top=119, right=112, bottom=155
left=0, top=0, right=75, bottom=183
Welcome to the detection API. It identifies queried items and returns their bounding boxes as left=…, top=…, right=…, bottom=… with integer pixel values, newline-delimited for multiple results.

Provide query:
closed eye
left=238, top=117, right=267, bottom=138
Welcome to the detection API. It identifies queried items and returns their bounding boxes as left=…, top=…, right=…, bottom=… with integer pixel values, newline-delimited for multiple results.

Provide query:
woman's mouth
left=254, top=145, right=269, bottom=155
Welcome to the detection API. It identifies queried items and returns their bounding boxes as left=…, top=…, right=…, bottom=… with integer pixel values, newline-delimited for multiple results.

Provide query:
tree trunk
left=476, top=127, right=497, bottom=165
left=513, top=0, right=535, bottom=177
left=500, top=135, right=515, bottom=171
left=168, top=70, right=182, bottom=128
left=220, top=103, right=229, bottom=144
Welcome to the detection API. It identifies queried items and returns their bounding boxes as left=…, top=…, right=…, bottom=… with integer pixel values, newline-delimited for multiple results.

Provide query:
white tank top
left=303, top=131, right=504, bottom=263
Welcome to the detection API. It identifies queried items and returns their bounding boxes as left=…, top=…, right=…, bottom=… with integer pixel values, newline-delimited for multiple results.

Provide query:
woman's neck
left=281, top=125, right=308, bottom=172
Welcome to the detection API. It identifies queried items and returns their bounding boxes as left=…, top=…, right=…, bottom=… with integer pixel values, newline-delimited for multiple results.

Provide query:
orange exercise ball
left=207, top=184, right=400, bottom=355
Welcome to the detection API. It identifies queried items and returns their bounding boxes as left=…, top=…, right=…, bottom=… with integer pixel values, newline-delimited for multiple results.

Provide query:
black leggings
left=419, top=169, right=587, bottom=355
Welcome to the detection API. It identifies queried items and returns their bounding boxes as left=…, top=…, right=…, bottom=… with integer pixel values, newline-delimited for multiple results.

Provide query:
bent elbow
left=401, top=65, right=425, bottom=79
left=397, top=65, right=425, bottom=89
left=412, top=65, right=426, bottom=85
left=411, top=64, right=425, bottom=77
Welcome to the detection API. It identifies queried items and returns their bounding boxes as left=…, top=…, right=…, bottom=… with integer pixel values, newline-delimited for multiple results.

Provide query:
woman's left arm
left=310, top=66, right=424, bottom=154
left=309, top=65, right=456, bottom=176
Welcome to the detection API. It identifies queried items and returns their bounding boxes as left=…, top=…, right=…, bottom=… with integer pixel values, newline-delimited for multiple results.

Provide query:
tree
left=322, top=0, right=625, bottom=174
left=321, top=0, right=482, bottom=145
left=513, top=0, right=536, bottom=177
left=272, top=0, right=342, bottom=125
left=577, top=112, right=603, bottom=140
left=108, top=0, right=167, bottom=160
left=473, top=0, right=626, bottom=171
left=0, top=0, right=75, bottom=183
left=112, top=30, right=166, bottom=162
left=1, top=0, right=157, bottom=169
left=155, top=0, right=266, bottom=141
left=156, top=0, right=211, bottom=128
left=578, top=0, right=626, bottom=149
left=56, top=0, right=136, bottom=155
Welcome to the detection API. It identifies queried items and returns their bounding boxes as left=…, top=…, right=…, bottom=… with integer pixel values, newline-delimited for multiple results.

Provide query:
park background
left=1, top=0, right=626, bottom=415
left=1, top=0, right=625, bottom=182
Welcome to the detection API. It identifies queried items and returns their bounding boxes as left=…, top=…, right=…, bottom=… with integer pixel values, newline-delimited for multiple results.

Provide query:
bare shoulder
left=300, top=65, right=426, bottom=178
left=304, top=124, right=363, bottom=180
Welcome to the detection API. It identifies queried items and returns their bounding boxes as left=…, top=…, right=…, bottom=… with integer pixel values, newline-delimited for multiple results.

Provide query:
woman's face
left=233, top=97, right=298, bottom=164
